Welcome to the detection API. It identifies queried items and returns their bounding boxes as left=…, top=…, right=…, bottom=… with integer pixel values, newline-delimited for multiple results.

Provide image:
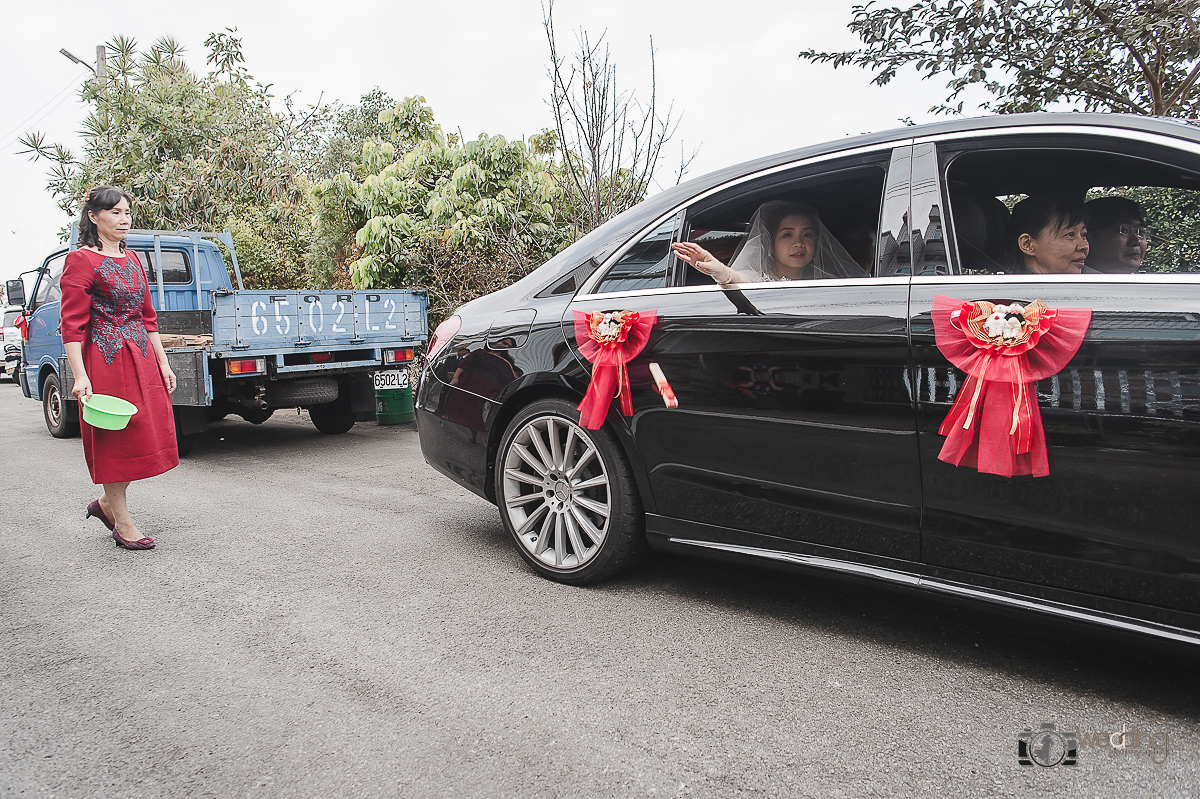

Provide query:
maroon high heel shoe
left=112, top=529, right=155, bottom=550
left=86, top=500, right=115, bottom=532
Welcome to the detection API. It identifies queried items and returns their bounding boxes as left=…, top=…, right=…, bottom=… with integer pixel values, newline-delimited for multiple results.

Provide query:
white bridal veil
left=728, top=201, right=868, bottom=281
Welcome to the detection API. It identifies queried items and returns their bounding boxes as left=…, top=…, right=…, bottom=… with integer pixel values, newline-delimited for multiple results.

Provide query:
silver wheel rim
left=502, top=414, right=610, bottom=570
left=47, top=383, right=62, bottom=427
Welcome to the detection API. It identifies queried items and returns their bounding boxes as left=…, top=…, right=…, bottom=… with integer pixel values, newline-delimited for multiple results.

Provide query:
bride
left=672, top=200, right=867, bottom=284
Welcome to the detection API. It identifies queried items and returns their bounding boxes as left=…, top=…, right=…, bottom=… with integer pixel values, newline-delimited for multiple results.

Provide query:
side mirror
left=5, top=279, right=25, bottom=308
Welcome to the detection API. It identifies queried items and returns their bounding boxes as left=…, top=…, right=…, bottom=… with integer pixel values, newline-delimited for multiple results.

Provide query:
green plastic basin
left=82, top=394, right=138, bottom=430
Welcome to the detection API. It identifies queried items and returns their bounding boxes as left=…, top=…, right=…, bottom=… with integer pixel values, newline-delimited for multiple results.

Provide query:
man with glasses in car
left=1083, top=197, right=1150, bottom=273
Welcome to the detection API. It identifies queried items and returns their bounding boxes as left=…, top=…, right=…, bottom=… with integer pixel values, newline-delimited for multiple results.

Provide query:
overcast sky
left=0, top=0, right=986, bottom=289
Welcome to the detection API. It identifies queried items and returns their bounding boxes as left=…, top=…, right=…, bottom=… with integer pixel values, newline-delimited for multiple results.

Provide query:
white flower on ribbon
left=595, top=312, right=626, bottom=341
left=983, top=303, right=1027, bottom=341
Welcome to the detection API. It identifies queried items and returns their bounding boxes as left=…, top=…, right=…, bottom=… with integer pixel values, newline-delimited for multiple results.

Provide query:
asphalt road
left=1, top=379, right=1198, bottom=798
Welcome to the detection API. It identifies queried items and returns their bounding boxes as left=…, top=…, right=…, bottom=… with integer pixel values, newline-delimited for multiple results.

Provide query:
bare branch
left=543, top=0, right=694, bottom=235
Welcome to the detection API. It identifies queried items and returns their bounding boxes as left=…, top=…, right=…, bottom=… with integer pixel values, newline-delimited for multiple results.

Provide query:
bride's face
left=773, top=214, right=818, bottom=271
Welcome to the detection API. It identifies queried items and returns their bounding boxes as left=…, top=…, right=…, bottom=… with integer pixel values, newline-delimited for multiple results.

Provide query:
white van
left=2, top=306, right=21, bottom=381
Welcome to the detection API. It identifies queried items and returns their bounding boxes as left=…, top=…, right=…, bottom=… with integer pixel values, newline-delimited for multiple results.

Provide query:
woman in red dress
left=61, top=186, right=179, bottom=550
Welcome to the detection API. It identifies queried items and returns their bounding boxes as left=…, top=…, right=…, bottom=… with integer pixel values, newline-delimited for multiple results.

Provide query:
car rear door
left=909, top=129, right=1200, bottom=616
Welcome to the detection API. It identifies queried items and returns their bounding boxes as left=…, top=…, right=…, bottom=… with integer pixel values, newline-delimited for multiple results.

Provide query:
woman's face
left=1019, top=220, right=1089, bottom=275
left=772, top=214, right=818, bottom=273
left=88, top=197, right=132, bottom=245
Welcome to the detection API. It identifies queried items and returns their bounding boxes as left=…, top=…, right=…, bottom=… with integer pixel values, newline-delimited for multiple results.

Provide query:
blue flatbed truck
left=7, top=229, right=427, bottom=454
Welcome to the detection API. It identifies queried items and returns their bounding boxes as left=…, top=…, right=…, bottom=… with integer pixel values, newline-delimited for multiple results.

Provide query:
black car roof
left=664, top=113, right=1200, bottom=210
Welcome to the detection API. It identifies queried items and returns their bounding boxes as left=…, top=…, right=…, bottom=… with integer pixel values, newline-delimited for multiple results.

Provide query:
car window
left=592, top=218, right=676, bottom=294
left=33, top=253, right=67, bottom=306
left=938, top=145, right=1200, bottom=276
left=3, top=310, right=20, bottom=326
left=680, top=161, right=886, bottom=284
left=137, top=249, right=191, bottom=284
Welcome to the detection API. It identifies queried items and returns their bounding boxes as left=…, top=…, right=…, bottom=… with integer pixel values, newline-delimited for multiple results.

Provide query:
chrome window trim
left=670, top=538, right=1200, bottom=647
left=912, top=273, right=1200, bottom=286
left=572, top=275, right=912, bottom=304
left=578, top=139, right=911, bottom=297
left=913, top=124, right=1200, bottom=157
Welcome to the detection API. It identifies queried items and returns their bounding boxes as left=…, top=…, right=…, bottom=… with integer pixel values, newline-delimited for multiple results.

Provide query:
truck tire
left=43, top=373, right=80, bottom=439
left=266, top=378, right=338, bottom=407
left=309, top=393, right=355, bottom=434
left=174, top=416, right=198, bottom=457
left=176, top=433, right=197, bottom=457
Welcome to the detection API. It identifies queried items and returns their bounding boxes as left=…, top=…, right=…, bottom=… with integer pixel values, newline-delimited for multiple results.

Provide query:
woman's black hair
left=1004, top=192, right=1086, bottom=270
left=759, top=200, right=821, bottom=239
left=78, top=186, right=133, bottom=251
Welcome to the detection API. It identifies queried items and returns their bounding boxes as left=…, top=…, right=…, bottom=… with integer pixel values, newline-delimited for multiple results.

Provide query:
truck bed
left=210, top=290, right=426, bottom=356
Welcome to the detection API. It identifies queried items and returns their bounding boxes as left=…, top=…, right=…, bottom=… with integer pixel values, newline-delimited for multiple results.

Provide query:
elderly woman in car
left=1005, top=194, right=1090, bottom=275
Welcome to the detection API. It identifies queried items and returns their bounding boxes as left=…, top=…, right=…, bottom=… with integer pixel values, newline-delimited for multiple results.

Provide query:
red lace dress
left=60, top=248, right=178, bottom=484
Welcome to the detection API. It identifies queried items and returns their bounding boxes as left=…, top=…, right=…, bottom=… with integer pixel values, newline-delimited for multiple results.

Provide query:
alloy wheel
left=501, top=414, right=611, bottom=571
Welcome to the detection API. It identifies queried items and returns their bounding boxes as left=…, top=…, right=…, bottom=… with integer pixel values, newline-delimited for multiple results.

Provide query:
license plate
left=373, top=370, right=410, bottom=390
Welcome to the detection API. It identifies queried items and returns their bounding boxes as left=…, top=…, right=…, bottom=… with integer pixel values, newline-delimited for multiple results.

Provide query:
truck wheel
left=43, top=373, right=80, bottom=438
left=174, top=416, right=198, bottom=457
left=176, top=433, right=197, bottom=457
left=309, top=394, right=355, bottom=434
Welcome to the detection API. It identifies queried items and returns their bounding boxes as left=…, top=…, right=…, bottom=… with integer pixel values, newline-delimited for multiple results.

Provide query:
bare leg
left=101, top=482, right=144, bottom=542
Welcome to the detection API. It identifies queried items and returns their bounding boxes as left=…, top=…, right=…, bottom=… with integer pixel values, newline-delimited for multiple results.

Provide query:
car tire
left=495, top=398, right=646, bottom=585
left=308, top=393, right=355, bottom=434
left=43, top=373, right=79, bottom=438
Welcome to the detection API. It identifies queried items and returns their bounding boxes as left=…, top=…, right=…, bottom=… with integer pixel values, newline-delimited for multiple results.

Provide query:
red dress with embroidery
left=60, top=248, right=178, bottom=484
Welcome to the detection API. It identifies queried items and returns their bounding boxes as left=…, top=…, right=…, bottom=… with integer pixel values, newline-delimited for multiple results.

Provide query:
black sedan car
left=416, top=113, right=1200, bottom=647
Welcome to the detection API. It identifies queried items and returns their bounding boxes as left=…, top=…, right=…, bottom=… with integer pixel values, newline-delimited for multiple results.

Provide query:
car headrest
left=950, top=190, right=1011, bottom=273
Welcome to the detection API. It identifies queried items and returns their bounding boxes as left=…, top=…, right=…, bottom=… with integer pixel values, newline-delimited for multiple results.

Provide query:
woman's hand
left=71, top=374, right=93, bottom=402
left=160, top=360, right=177, bottom=394
left=671, top=242, right=733, bottom=283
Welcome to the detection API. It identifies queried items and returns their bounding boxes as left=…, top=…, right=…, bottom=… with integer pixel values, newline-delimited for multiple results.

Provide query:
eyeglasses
left=1107, top=224, right=1151, bottom=241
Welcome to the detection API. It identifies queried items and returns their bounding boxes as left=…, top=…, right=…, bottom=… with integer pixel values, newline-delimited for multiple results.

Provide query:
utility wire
left=0, top=68, right=90, bottom=152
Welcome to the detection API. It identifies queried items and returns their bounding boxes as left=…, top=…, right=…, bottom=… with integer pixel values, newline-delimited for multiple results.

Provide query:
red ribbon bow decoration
left=573, top=309, right=656, bottom=429
left=932, top=294, right=1091, bottom=477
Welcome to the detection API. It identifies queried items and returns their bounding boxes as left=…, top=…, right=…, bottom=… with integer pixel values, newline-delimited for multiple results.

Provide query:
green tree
left=19, top=30, right=326, bottom=288
left=305, top=95, right=441, bottom=289
left=314, top=88, right=402, bottom=181
left=800, top=1, right=1200, bottom=116
left=311, top=97, right=573, bottom=323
